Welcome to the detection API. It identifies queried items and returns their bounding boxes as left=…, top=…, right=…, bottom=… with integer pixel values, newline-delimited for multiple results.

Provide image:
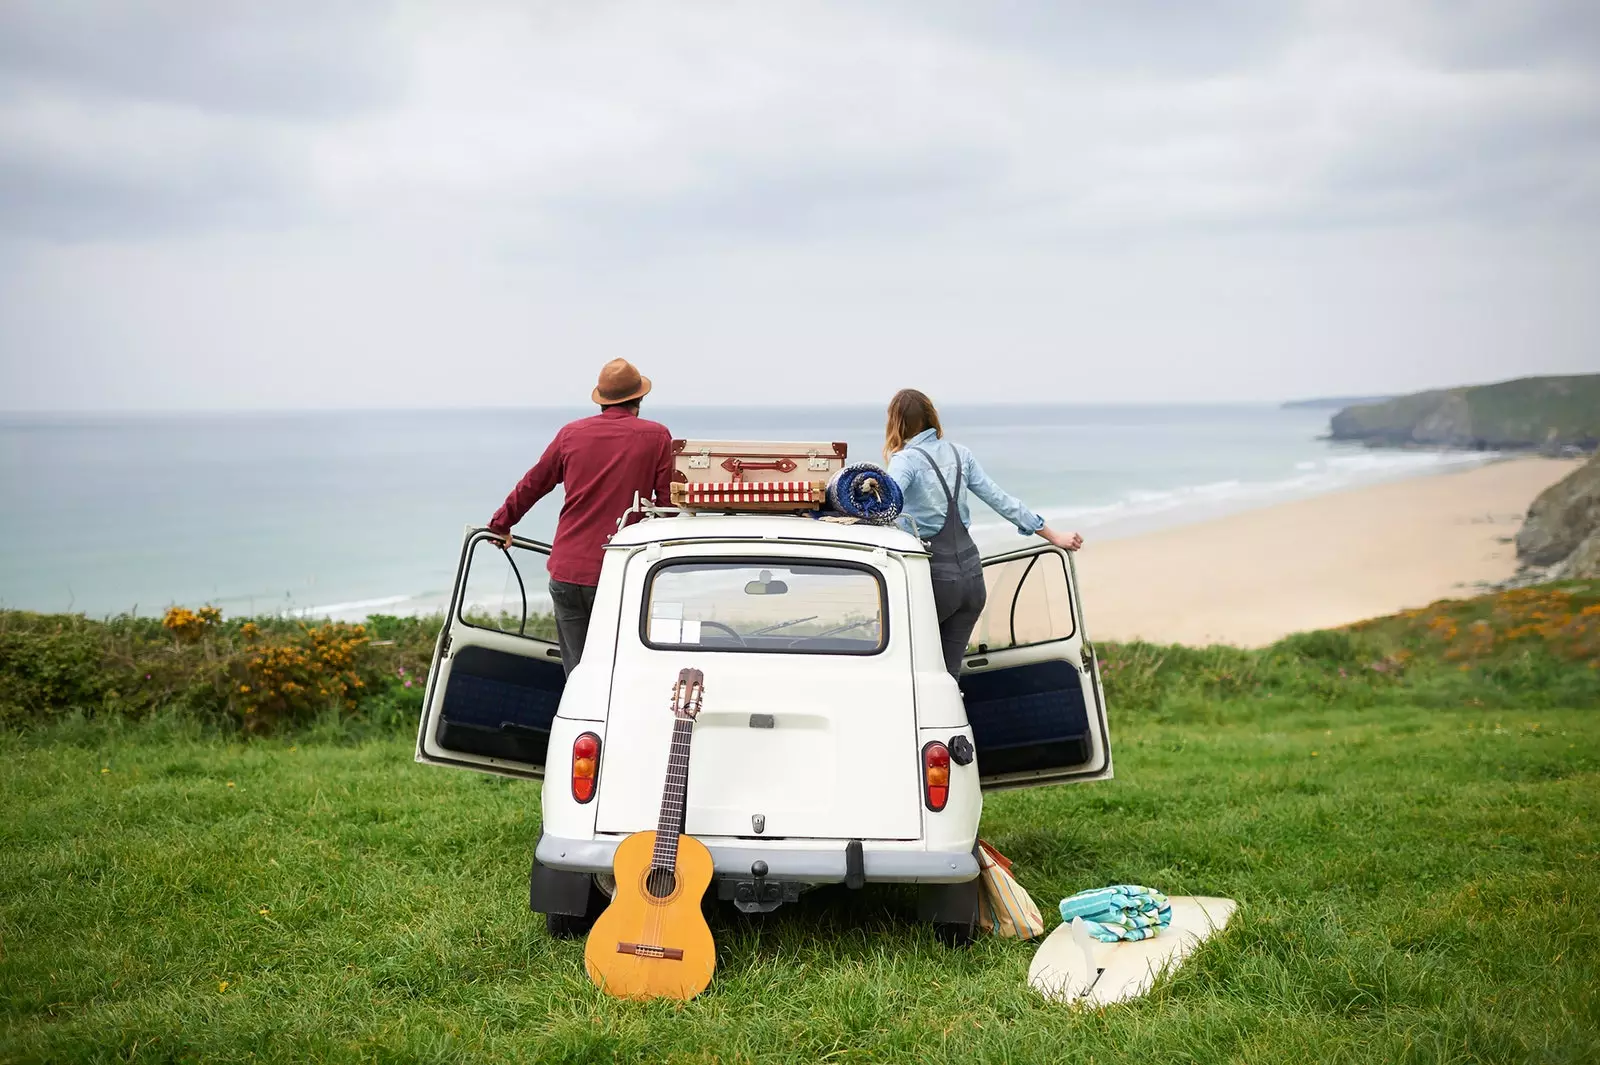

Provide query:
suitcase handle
left=722, top=457, right=798, bottom=481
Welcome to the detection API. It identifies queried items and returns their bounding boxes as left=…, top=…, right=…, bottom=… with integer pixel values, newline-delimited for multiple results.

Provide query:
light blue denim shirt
left=886, top=429, right=1045, bottom=539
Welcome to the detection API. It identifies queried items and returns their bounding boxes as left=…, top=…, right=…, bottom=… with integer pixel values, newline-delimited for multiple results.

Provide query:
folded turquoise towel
left=1058, top=885, right=1172, bottom=943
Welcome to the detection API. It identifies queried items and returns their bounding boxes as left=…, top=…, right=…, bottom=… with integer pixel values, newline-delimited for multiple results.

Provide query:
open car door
left=961, top=544, right=1113, bottom=790
left=415, top=527, right=567, bottom=780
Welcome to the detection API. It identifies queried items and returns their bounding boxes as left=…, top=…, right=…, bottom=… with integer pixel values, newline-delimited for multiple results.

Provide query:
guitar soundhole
left=645, top=867, right=678, bottom=899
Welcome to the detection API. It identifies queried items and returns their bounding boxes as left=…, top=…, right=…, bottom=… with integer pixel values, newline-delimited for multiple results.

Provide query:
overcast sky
left=1, top=0, right=1597, bottom=411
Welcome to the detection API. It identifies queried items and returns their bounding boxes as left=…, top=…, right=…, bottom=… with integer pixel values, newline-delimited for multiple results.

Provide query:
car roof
left=608, top=513, right=926, bottom=554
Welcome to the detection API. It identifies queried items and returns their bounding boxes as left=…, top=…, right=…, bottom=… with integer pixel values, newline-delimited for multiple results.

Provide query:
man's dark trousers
left=549, top=580, right=598, bottom=677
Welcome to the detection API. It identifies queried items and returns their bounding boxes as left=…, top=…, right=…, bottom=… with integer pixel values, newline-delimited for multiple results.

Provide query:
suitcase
left=669, top=439, right=847, bottom=513
left=671, top=440, right=848, bottom=484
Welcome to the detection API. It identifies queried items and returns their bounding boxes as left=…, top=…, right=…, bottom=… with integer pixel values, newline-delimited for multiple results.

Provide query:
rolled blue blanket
left=826, top=463, right=904, bottom=524
left=1059, top=885, right=1172, bottom=943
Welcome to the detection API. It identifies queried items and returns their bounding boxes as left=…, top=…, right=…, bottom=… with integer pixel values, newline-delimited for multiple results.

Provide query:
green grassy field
left=4, top=586, right=1599, bottom=1062
left=5, top=690, right=1599, bottom=1063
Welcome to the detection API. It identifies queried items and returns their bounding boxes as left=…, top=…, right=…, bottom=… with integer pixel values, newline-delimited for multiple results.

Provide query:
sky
left=1, top=0, right=1597, bottom=411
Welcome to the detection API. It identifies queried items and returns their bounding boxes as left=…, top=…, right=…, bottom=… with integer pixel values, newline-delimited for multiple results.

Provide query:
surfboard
left=1027, top=895, right=1237, bottom=1006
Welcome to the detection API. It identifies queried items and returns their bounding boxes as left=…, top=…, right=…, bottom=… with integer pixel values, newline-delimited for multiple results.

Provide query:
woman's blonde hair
left=884, top=388, right=943, bottom=461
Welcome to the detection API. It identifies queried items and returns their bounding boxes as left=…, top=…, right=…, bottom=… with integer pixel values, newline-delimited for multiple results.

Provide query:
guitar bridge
left=616, top=941, right=685, bottom=961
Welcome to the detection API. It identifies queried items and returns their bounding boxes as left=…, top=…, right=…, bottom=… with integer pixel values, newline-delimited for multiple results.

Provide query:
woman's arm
left=1038, top=526, right=1083, bottom=551
left=963, top=448, right=1083, bottom=550
left=885, top=450, right=920, bottom=535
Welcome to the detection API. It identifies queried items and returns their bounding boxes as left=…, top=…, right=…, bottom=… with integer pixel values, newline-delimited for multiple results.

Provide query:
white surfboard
left=1027, top=896, right=1237, bottom=1006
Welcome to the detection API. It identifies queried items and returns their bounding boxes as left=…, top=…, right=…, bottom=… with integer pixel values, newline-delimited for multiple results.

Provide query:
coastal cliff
left=1517, top=450, right=1600, bottom=579
left=1329, top=374, right=1600, bottom=451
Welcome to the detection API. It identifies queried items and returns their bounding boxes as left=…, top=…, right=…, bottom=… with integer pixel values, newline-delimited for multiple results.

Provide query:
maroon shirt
left=489, top=407, right=674, bottom=586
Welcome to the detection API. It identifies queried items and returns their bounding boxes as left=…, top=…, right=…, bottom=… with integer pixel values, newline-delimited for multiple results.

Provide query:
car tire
left=545, top=910, right=598, bottom=939
left=536, top=870, right=609, bottom=939
left=935, top=917, right=979, bottom=947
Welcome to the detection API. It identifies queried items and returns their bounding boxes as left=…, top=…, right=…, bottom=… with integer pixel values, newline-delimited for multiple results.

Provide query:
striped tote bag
left=975, top=840, right=1046, bottom=940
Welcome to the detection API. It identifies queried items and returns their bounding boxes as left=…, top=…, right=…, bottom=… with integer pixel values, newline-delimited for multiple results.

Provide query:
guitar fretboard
left=651, top=717, right=696, bottom=871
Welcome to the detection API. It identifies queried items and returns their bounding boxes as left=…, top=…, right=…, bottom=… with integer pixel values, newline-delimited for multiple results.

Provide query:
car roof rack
left=615, top=491, right=683, bottom=532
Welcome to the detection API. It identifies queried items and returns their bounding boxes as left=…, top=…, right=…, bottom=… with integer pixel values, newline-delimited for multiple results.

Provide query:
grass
left=4, top=692, right=1599, bottom=1062
left=3, top=585, right=1599, bottom=1062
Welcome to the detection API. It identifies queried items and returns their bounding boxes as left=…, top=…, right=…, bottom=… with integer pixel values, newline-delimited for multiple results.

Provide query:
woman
left=884, top=389, right=1083, bottom=678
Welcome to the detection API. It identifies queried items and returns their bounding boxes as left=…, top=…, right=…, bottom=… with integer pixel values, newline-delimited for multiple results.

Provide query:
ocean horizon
left=0, top=403, right=1497, bottom=620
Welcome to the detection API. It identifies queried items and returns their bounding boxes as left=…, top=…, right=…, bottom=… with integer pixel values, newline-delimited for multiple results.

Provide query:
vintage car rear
left=416, top=438, right=1111, bottom=941
left=416, top=512, right=1111, bottom=940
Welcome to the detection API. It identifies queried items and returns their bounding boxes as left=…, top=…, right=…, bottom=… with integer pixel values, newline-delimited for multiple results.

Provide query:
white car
left=416, top=513, right=1113, bottom=943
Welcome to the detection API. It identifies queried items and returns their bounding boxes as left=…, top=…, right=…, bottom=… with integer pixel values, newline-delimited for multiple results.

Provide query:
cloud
left=3, top=0, right=1597, bottom=244
left=0, top=1, right=402, bottom=118
left=0, top=1, right=1597, bottom=409
left=0, top=0, right=401, bottom=238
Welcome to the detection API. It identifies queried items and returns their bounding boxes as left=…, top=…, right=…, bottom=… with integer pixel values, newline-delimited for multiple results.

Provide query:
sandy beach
left=1075, top=456, right=1581, bottom=647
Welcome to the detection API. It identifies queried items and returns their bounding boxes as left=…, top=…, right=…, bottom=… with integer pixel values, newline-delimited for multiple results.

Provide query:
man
left=488, top=358, right=674, bottom=675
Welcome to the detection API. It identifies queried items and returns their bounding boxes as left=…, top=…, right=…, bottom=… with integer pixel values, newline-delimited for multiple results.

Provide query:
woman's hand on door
left=1039, top=526, right=1083, bottom=551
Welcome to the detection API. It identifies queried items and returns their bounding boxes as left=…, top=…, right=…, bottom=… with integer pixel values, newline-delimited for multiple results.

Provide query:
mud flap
left=917, top=844, right=982, bottom=927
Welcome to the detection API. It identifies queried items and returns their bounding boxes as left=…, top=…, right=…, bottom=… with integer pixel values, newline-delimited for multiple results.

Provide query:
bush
left=0, top=614, right=114, bottom=728
left=1273, top=628, right=1372, bottom=666
left=4, top=580, right=1597, bottom=736
left=1349, top=581, right=1600, bottom=665
left=0, top=607, right=447, bottom=733
left=1096, top=581, right=1600, bottom=717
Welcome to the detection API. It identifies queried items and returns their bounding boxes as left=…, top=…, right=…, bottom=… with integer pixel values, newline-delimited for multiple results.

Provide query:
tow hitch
left=718, top=860, right=803, bottom=914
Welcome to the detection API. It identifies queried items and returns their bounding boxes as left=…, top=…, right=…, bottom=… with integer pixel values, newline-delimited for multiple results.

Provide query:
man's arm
left=488, top=432, right=564, bottom=536
left=652, top=433, right=675, bottom=507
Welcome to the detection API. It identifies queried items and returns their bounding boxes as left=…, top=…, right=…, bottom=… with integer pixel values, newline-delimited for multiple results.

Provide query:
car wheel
left=934, top=920, right=977, bottom=948
left=545, top=910, right=598, bottom=939
left=539, top=874, right=609, bottom=939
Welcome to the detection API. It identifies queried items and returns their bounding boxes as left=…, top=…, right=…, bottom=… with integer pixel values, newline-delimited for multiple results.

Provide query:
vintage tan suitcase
left=671, top=439, right=848, bottom=485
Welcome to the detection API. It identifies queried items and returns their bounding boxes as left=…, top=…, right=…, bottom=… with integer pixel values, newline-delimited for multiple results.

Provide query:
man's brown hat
left=591, top=358, right=652, bottom=406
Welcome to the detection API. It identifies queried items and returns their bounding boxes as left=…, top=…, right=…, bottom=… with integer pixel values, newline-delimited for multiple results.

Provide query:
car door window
left=457, top=538, right=560, bottom=641
left=969, top=549, right=1075, bottom=653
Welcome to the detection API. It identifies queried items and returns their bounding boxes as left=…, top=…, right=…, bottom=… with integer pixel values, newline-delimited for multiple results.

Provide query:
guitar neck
left=651, top=717, right=696, bottom=869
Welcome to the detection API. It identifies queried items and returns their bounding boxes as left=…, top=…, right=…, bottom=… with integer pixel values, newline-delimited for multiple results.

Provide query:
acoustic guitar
left=584, top=667, right=716, bottom=1000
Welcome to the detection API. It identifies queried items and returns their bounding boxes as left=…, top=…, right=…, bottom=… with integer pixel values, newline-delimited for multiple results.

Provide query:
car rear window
left=643, top=559, right=886, bottom=655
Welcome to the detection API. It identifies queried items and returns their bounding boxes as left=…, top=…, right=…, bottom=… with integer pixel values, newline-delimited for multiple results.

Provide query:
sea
left=0, top=405, right=1496, bottom=621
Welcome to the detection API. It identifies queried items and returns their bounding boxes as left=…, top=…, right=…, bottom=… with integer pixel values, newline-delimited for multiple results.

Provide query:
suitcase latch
left=806, top=450, right=831, bottom=472
left=688, top=449, right=712, bottom=470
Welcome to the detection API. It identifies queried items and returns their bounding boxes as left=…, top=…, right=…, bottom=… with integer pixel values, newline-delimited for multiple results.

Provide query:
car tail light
left=923, top=741, right=950, bottom=812
left=571, top=732, right=600, bottom=803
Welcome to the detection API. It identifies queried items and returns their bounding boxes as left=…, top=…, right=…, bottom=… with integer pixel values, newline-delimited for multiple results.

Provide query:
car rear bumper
left=536, top=833, right=979, bottom=884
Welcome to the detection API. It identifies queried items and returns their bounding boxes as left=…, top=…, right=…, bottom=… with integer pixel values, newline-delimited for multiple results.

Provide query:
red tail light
left=571, top=732, right=600, bottom=803
left=923, top=741, right=950, bottom=812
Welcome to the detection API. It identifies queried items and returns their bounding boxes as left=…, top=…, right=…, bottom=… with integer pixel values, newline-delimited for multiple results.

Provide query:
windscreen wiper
left=748, top=615, right=820, bottom=637
left=813, top=618, right=877, bottom=638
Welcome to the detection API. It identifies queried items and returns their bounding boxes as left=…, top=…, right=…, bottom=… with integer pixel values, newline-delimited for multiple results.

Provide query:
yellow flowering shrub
left=2, top=606, right=452, bottom=732
left=233, top=622, right=372, bottom=730
left=1350, top=583, right=1600, bottom=665
left=162, top=605, right=223, bottom=641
